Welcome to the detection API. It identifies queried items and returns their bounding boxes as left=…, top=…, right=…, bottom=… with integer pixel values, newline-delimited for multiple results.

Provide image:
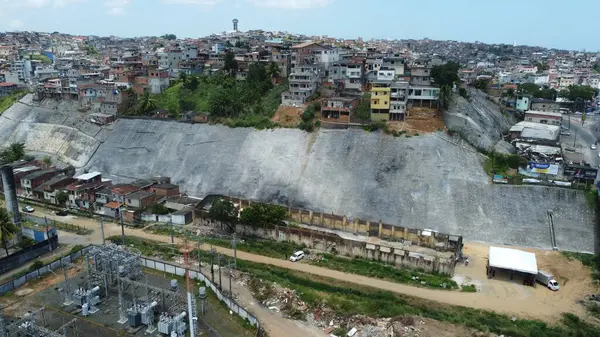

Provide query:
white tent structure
left=488, top=246, right=538, bottom=275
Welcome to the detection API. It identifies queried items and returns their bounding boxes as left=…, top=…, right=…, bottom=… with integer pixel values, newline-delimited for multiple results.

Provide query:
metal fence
left=0, top=235, right=59, bottom=274
left=140, top=257, right=260, bottom=327
left=0, top=246, right=88, bottom=296
left=0, top=247, right=260, bottom=330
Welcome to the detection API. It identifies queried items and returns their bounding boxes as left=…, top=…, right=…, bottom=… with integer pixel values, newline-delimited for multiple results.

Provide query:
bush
left=18, top=237, right=35, bottom=249
left=151, top=203, right=170, bottom=215
left=458, top=88, right=469, bottom=99
left=29, top=260, right=44, bottom=272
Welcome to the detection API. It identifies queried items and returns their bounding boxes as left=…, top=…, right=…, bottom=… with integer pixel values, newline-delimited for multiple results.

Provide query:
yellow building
left=370, top=87, right=391, bottom=121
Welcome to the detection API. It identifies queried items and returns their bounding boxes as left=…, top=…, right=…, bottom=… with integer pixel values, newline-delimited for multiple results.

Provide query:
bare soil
left=387, top=107, right=446, bottom=135
left=271, top=106, right=304, bottom=127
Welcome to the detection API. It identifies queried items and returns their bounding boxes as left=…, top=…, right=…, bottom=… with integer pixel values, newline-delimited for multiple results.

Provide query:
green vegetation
left=55, top=191, right=68, bottom=206
left=298, top=104, right=317, bottom=132
left=483, top=152, right=527, bottom=177
left=0, top=207, right=20, bottom=255
left=29, top=54, right=51, bottom=64
left=460, top=284, right=477, bottom=292
left=18, top=236, right=35, bottom=249
left=50, top=220, right=92, bottom=235
left=150, top=203, right=170, bottom=215
left=561, top=251, right=600, bottom=280
left=354, top=93, right=371, bottom=121
left=161, top=34, right=177, bottom=40
left=238, top=261, right=598, bottom=337
left=0, top=91, right=26, bottom=115
left=473, top=78, right=490, bottom=92
left=431, top=61, right=459, bottom=109
left=518, top=83, right=557, bottom=100
left=29, top=260, right=44, bottom=271
left=313, top=254, right=457, bottom=290
left=207, top=199, right=238, bottom=232
left=458, top=87, right=469, bottom=99
left=0, top=142, right=26, bottom=165
left=559, top=85, right=598, bottom=102
left=147, top=68, right=287, bottom=129
left=240, top=202, right=287, bottom=229
left=584, top=189, right=598, bottom=209
left=82, top=45, right=98, bottom=55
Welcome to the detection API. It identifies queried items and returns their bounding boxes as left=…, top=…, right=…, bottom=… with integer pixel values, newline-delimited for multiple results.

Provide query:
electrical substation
left=1, top=243, right=217, bottom=337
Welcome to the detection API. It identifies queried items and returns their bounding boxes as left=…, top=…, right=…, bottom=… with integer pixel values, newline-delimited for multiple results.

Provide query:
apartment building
left=281, top=64, right=320, bottom=106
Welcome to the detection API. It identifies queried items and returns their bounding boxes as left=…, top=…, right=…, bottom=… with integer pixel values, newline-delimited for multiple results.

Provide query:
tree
left=184, top=76, right=199, bottom=91
left=519, top=83, right=541, bottom=96
left=438, top=85, right=454, bottom=109
left=354, top=94, right=371, bottom=121
left=178, top=72, right=188, bottom=85
left=266, top=62, right=280, bottom=79
left=56, top=191, right=68, bottom=206
left=223, top=51, right=238, bottom=76
left=431, top=61, right=460, bottom=87
left=473, top=79, right=490, bottom=92
left=151, top=203, right=170, bottom=215
left=162, top=34, right=177, bottom=40
left=560, top=85, right=598, bottom=102
left=0, top=142, right=26, bottom=165
left=246, top=62, right=272, bottom=94
left=240, top=203, right=287, bottom=229
left=431, top=62, right=460, bottom=109
left=0, top=207, right=19, bottom=256
left=137, top=92, right=157, bottom=115
left=208, top=199, right=238, bottom=232
left=42, top=156, right=52, bottom=167
left=208, top=88, right=242, bottom=117
left=124, top=88, right=138, bottom=115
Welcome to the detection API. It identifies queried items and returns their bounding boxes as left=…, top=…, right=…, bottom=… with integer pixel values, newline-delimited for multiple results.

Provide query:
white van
left=289, top=251, right=305, bottom=262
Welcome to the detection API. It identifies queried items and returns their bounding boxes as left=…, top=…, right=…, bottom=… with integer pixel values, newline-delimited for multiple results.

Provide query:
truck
left=536, top=270, right=560, bottom=291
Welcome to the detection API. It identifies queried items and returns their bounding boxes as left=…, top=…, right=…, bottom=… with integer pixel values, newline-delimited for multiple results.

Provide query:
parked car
left=289, top=251, right=305, bottom=262
left=56, top=208, right=69, bottom=216
left=592, top=144, right=597, bottom=150
left=21, top=206, right=34, bottom=213
left=560, top=131, right=571, bottom=136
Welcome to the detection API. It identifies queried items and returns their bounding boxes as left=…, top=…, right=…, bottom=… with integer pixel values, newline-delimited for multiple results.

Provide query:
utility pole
left=119, top=208, right=125, bottom=245
left=44, top=216, right=52, bottom=253
left=228, top=257, right=232, bottom=299
left=100, top=217, right=105, bottom=245
left=196, top=237, right=202, bottom=274
left=574, top=129, right=578, bottom=147
left=232, top=233, right=237, bottom=269
left=217, top=254, right=222, bottom=290
left=210, top=249, right=215, bottom=284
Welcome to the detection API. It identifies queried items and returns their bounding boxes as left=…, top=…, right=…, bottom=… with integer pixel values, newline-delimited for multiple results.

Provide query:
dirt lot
left=388, top=107, right=446, bottom=135
left=272, top=106, right=304, bottom=127
left=455, top=242, right=597, bottom=322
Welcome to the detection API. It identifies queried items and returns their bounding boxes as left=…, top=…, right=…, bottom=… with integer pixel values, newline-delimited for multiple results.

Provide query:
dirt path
left=33, top=208, right=594, bottom=323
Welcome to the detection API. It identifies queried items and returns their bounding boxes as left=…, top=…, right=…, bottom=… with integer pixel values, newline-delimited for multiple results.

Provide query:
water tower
left=232, top=19, right=239, bottom=32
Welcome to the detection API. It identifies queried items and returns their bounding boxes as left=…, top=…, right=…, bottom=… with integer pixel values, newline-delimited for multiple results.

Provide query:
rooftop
left=489, top=246, right=538, bottom=275
left=525, top=110, right=562, bottom=118
left=153, top=183, right=179, bottom=190
left=126, top=191, right=155, bottom=200
left=22, top=168, right=61, bottom=181
left=75, top=171, right=101, bottom=181
left=111, top=184, right=138, bottom=195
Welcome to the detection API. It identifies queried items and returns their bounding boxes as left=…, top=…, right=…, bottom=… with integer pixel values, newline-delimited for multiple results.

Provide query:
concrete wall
left=229, top=221, right=456, bottom=275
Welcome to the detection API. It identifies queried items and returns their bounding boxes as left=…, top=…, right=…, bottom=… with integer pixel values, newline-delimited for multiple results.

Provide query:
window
left=415, top=90, right=422, bottom=96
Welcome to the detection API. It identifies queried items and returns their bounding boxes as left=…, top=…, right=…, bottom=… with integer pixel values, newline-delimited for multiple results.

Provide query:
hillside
left=0, top=94, right=596, bottom=253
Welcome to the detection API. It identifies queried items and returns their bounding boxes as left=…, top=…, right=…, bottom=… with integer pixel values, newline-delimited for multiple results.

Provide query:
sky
left=0, top=0, right=598, bottom=51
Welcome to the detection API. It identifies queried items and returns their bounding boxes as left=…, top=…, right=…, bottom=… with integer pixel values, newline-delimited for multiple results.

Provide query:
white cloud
left=26, top=0, right=85, bottom=7
left=104, top=0, right=132, bottom=15
left=161, top=0, right=222, bottom=4
left=8, top=19, right=25, bottom=30
left=161, top=0, right=333, bottom=9
left=246, top=0, right=333, bottom=9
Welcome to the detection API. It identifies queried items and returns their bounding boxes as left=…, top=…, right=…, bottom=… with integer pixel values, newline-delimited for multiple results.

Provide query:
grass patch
left=561, top=251, right=600, bottom=280
left=483, top=152, right=527, bottom=177
left=236, top=261, right=598, bottom=337
left=0, top=91, right=26, bottom=114
left=460, top=284, right=477, bottom=292
left=585, top=189, right=597, bottom=209
left=117, top=235, right=599, bottom=337
left=23, top=219, right=92, bottom=235
left=312, top=254, right=456, bottom=290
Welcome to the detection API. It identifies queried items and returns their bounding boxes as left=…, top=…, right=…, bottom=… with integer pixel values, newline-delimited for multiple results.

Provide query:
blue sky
left=0, top=0, right=597, bottom=51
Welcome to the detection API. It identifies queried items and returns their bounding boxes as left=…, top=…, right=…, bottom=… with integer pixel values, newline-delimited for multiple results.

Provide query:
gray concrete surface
left=445, top=89, right=516, bottom=152
left=0, top=95, right=597, bottom=253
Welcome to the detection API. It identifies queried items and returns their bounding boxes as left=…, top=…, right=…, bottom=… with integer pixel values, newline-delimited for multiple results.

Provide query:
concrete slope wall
left=0, top=96, right=101, bottom=167
left=86, top=119, right=596, bottom=253
left=0, top=96, right=595, bottom=252
left=445, top=89, right=516, bottom=152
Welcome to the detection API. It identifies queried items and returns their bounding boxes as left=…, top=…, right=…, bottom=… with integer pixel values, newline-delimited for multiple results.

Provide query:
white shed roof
left=489, top=246, right=538, bottom=275
left=75, top=171, right=101, bottom=181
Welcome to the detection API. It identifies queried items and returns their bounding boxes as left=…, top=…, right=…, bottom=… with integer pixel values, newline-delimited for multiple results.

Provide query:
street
left=561, top=113, right=600, bottom=176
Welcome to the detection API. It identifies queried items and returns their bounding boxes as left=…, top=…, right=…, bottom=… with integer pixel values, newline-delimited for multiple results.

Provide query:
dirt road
left=34, top=208, right=594, bottom=324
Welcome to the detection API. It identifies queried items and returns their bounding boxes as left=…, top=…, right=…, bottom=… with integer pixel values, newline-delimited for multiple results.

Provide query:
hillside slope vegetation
left=0, top=95, right=595, bottom=253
